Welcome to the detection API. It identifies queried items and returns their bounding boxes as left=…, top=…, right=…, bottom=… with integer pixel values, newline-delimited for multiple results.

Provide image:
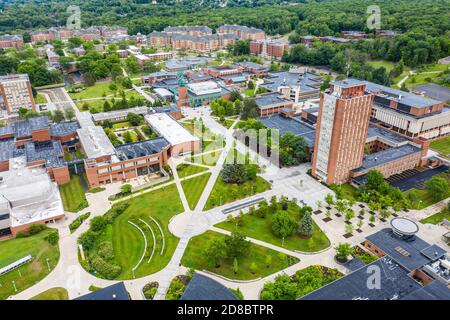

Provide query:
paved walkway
left=8, top=106, right=450, bottom=300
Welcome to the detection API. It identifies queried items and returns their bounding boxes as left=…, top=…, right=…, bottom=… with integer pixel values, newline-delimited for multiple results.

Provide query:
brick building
left=0, top=74, right=35, bottom=115
left=217, top=25, right=266, bottom=40
left=0, top=35, right=24, bottom=49
left=250, top=40, right=288, bottom=60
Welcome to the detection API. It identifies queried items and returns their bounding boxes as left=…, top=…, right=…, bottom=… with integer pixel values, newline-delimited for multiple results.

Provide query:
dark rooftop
left=262, top=71, right=322, bottom=93
left=402, top=280, right=450, bottom=300
left=0, top=116, right=49, bottom=139
left=25, top=140, right=65, bottom=168
left=257, top=114, right=316, bottom=148
left=366, top=228, right=445, bottom=271
left=0, top=140, right=24, bottom=162
left=354, top=144, right=422, bottom=172
left=255, top=93, right=291, bottom=109
left=74, top=282, right=130, bottom=300
left=180, top=273, right=239, bottom=300
left=367, top=125, right=409, bottom=145
left=302, top=256, right=422, bottom=300
left=153, top=104, right=179, bottom=114
left=50, top=121, right=80, bottom=137
left=115, top=137, right=169, bottom=161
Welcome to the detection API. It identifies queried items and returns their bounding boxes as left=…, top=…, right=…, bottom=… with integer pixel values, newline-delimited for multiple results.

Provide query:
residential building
left=375, top=30, right=398, bottom=38
left=0, top=35, right=24, bottom=49
left=163, top=26, right=212, bottom=36
left=249, top=40, right=288, bottom=60
left=48, top=27, right=74, bottom=41
left=0, top=74, right=35, bottom=115
left=311, top=79, right=374, bottom=185
left=30, top=30, right=54, bottom=43
left=217, top=25, right=266, bottom=40
left=341, top=31, right=368, bottom=39
left=98, top=26, right=128, bottom=37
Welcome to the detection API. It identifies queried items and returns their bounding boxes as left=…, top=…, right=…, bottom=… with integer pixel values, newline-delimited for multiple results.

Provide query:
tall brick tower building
left=312, top=79, right=374, bottom=185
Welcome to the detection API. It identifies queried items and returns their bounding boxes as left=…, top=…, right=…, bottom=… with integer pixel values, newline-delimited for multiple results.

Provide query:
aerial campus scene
left=0, top=0, right=449, bottom=308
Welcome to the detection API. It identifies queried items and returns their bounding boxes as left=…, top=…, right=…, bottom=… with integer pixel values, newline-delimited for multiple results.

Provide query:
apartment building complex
left=0, top=35, right=24, bottom=49
left=312, top=79, right=374, bottom=185
left=148, top=31, right=236, bottom=53
left=29, top=26, right=127, bottom=43
left=217, top=25, right=266, bottom=40
left=0, top=74, right=35, bottom=115
left=249, top=40, right=288, bottom=60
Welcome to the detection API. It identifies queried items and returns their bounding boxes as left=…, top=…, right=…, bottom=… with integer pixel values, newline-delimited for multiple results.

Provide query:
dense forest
left=1, top=0, right=448, bottom=38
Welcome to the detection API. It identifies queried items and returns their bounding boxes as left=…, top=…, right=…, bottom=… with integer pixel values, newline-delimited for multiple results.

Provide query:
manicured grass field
left=181, top=230, right=298, bottom=280
left=420, top=208, right=450, bottom=225
left=188, top=150, right=222, bottom=166
left=242, top=88, right=255, bottom=97
left=113, top=121, right=131, bottom=129
left=204, top=175, right=271, bottom=211
left=181, top=173, right=212, bottom=210
left=367, top=60, right=395, bottom=72
left=0, top=229, right=60, bottom=300
left=430, top=136, right=450, bottom=157
left=69, top=81, right=116, bottom=100
left=35, top=93, right=47, bottom=104
left=59, top=175, right=88, bottom=212
left=75, top=90, right=143, bottom=112
left=109, top=184, right=184, bottom=279
left=30, top=287, right=68, bottom=300
left=177, top=163, right=208, bottom=178
left=216, top=202, right=330, bottom=252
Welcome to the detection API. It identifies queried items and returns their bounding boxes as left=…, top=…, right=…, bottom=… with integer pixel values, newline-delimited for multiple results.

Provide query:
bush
left=97, top=241, right=115, bottom=261
left=143, top=282, right=159, bottom=300
left=91, top=255, right=121, bottom=279
left=28, top=224, right=47, bottom=235
left=229, top=287, right=244, bottom=300
left=45, top=231, right=59, bottom=245
left=78, top=230, right=99, bottom=250
left=69, top=212, right=91, bottom=233
left=90, top=216, right=107, bottom=232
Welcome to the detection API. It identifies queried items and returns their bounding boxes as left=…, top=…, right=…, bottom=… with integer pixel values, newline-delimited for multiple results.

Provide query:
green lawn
left=82, top=184, right=184, bottom=279
left=34, top=93, right=47, bottom=104
left=181, top=173, right=212, bottom=210
left=181, top=230, right=298, bottom=280
left=430, top=136, right=450, bottom=157
left=113, top=121, right=131, bottom=130
left=188, top=150, right=222, bottom=166
left=420, top=208, right=450, bottom=225
left=69, top=81, right=116, bottom=100
left=404, top=172, right=450, bottom=209
left=177, top=163, right=208, bottom=178
left=0, top=229, right=60, bottom=300
left=367, top=60, right=395, bottom=72
left=204, top=175, right=271, bottom=211
left=30, top=287, right=68, bottom=300
left=242, top=88, right=255, bottom=97
left=216, top=202, right=330, bottom=252
left=59, top=175, right=88, bottom=212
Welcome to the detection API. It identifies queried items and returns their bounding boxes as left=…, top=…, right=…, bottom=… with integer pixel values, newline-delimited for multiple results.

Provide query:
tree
left=90, top=216, right=107, bottom=232
left=335, top=243, right=352, bottom=262
left=325, top=194, right=334, bottom=206
left=366, top=170, right=386, bottom=192
left=279, top=133, right=308, bottom=166
left=260, top=274, right=298, bottom=300
left=127, top=112, right=142, bottom=126
left=224, top=231, right=250, bottom=259
left=53, top=110, right=65, bottom=123
left=425, top=176, right=449, bottom=202
left=250, top=262, right=257, bottom=274
left=298, top=206, right=314, bottom=238
left=240, top=98, right=259, bottom=120
left=221, top=164, right=247, bottom=184
left=272, top=211, right=297, bottom=246
left=65, top=108, right=75, bottom=120
left=204, top=238, right=228, bottom=268
left=344, top=209, right=355, bottom=222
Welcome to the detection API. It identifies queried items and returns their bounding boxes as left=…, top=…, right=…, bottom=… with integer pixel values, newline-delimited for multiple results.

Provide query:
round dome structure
left=390, top=217, right=419, bottom=239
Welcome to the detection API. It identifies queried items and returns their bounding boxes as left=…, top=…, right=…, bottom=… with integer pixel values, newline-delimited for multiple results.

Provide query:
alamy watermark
left=367, top=5, right=381, bottom=30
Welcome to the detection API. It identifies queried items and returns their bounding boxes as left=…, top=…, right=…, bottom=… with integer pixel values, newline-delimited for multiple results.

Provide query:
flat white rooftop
left=0, top=157, right=64, bottom=227
left=145, top=113, right=199, bottom=147
left=91, top=106, right=149, bottom=122
left=76, top=111, right=95, bottom=128
left=187, top=81, right=222, bottom=96
left=77, top=126, right=115, bottom=159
